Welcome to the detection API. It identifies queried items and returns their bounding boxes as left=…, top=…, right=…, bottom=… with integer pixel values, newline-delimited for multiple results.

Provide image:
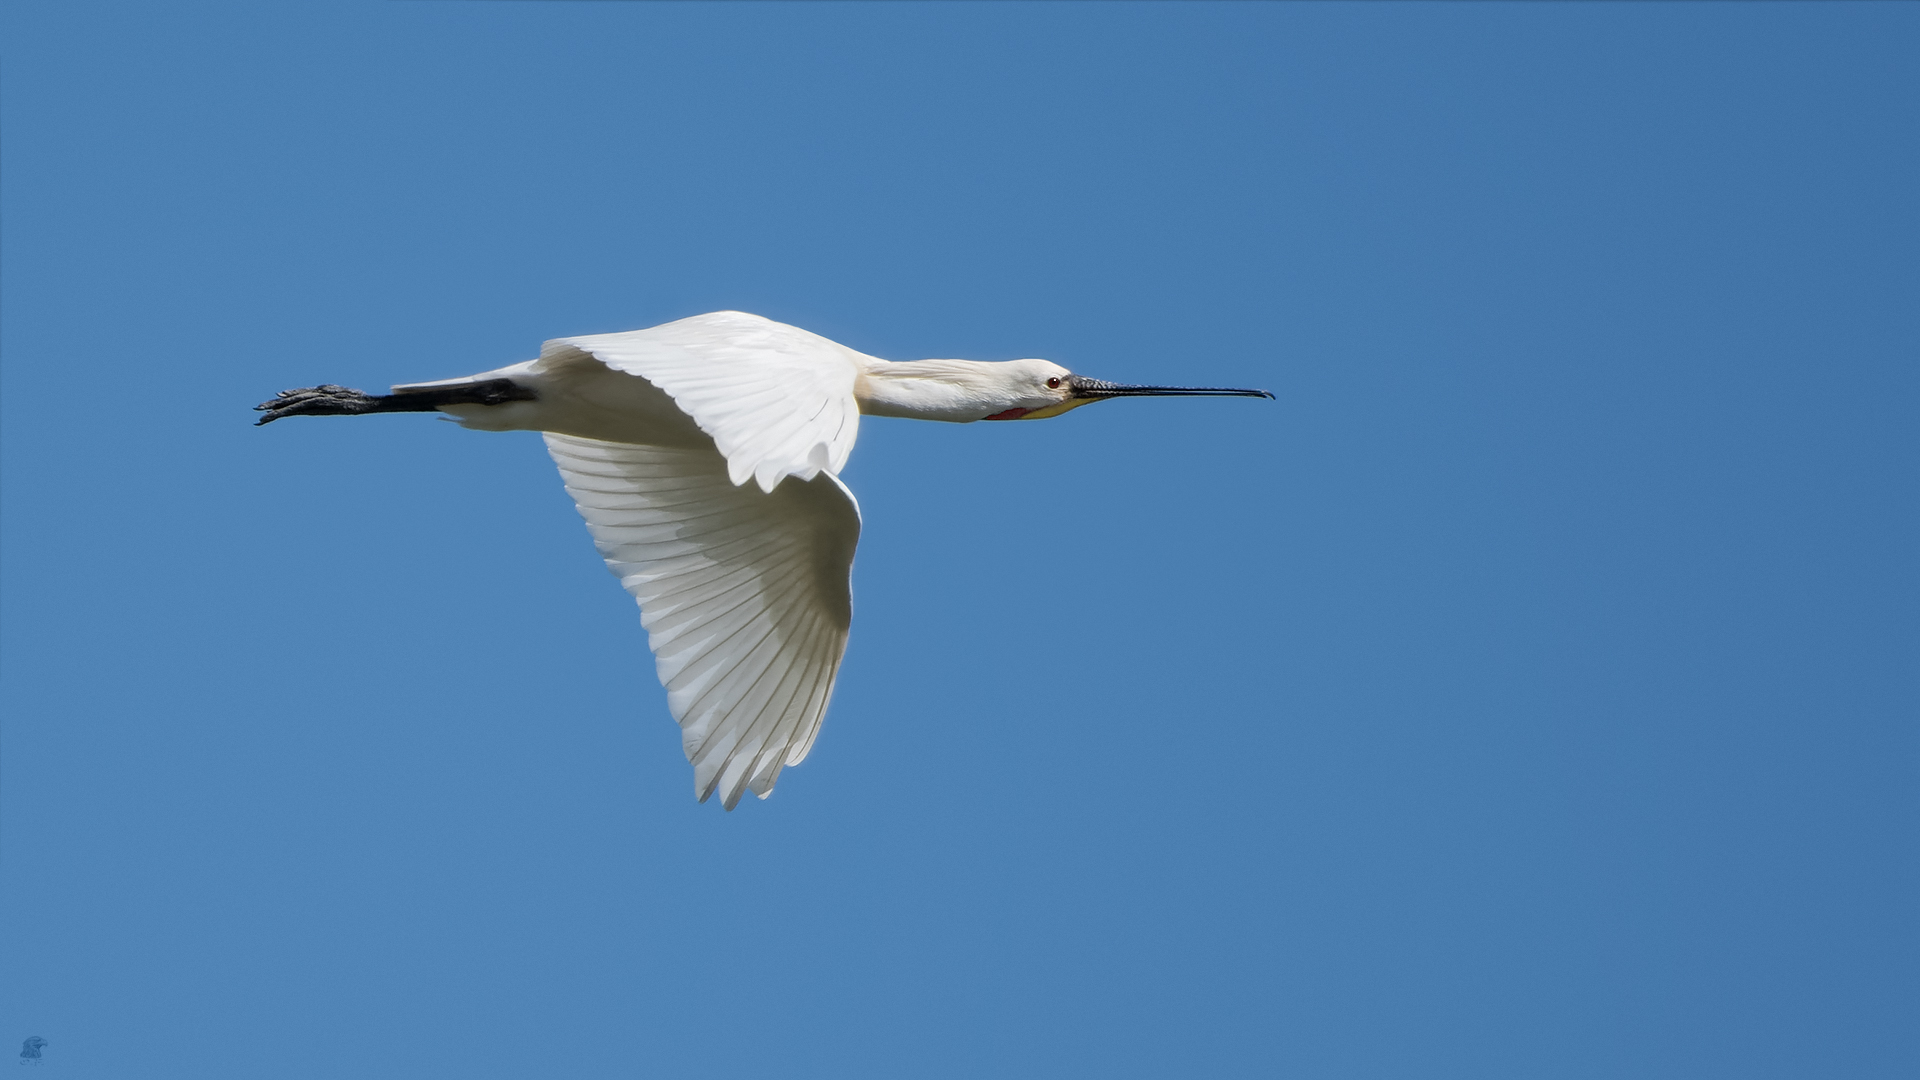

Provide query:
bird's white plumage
left=544, top=432, right=861, bottom=809
left=556, top=312, right=869, bottom=493
left=262, top=308, right=1269, bottom=808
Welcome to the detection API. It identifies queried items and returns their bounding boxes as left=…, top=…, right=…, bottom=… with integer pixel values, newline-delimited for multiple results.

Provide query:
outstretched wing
left=552, top=311, right=867, bottom=493
left=545, top=433, right=860, bottom=809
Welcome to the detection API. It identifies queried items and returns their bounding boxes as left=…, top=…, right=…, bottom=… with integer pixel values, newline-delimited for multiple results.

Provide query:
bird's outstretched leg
left=253, top=379, right=536, bottom=426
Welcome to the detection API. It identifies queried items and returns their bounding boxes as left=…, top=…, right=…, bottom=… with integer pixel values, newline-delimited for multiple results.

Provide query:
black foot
left=254, top=378, right=536, bottom=426
left=254, top=385, right=384, bottom=425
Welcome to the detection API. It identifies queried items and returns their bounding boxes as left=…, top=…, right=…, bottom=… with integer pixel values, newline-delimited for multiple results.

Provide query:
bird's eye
left=1046, top=377, right=1061, bottom=389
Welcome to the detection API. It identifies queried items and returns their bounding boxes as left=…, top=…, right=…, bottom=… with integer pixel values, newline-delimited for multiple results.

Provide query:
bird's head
left=980, top=359, right=1274, bottom=421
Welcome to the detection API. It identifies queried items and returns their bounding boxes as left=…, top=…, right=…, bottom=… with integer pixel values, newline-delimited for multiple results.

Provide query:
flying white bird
left=257, top=311, right=1271, bottom=808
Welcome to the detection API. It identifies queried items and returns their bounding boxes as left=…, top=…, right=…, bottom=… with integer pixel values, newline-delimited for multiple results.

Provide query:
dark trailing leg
left=253, top=379, right=536, bottom=426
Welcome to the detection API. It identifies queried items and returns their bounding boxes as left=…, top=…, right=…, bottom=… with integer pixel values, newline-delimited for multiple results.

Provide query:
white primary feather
left=553, top=311, right=869, bottom=494
left=544, top=433, right=861, bottom=809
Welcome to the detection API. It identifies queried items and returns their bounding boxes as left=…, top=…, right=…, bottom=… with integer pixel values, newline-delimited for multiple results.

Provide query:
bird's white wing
left=552, top=311, right=866, bottom=493
left=545, top=432, right=860, bottom=809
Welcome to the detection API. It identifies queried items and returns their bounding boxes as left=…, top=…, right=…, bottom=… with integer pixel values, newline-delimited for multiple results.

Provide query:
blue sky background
left=2, top=3, right=1914, bottom=1077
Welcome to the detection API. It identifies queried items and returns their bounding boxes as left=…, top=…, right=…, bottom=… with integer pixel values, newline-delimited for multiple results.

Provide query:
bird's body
left=258, top=311, right=1269, bottom=808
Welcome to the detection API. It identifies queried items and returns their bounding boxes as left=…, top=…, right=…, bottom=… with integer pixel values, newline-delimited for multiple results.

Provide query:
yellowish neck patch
left=1017, top=397, right=1100, bottom=420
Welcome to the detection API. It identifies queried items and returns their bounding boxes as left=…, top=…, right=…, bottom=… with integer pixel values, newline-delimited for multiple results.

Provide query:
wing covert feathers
left=545, top=433, right=860, bottom=809
left=551, top=311, right=865, bottom=494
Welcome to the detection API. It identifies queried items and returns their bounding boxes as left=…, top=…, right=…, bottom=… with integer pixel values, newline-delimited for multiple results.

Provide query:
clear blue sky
left=2, top=3, right=1914, bottom=1077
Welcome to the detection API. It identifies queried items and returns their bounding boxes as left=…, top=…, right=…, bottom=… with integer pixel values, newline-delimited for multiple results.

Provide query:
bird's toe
left=252, top=385, right=380, bottom=424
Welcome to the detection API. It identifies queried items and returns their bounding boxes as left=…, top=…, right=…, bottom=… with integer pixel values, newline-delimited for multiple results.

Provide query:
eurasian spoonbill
left=256, top=311, right=1271, bottom=808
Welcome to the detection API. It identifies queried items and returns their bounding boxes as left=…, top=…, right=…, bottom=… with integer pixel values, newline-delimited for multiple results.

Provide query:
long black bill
left=1067, top=375, right=1274, bottom=400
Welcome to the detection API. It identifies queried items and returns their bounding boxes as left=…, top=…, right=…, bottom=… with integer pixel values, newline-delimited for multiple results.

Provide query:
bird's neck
left=855, top=359, right=1013, bottom=423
